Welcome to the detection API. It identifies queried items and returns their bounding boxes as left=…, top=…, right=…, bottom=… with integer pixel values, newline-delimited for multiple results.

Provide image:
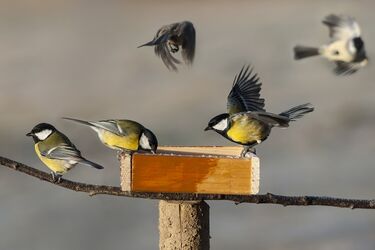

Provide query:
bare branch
left=1, top=155, right=375, bottom=209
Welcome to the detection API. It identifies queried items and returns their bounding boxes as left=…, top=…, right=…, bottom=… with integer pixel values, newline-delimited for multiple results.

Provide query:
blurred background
left=1, top=0, right=375, bottom=249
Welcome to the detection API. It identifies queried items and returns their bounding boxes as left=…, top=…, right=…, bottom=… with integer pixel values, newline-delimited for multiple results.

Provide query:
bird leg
left=51, top=172, right=62, bottom=183
left=241, top=145, right=257, bottom=158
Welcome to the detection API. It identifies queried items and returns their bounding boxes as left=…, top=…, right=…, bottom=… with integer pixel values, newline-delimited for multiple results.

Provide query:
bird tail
left=63, top=117, right=93, bottom=127
left=80, top=159, right=104, bottom=170
left=137, top=33, right=169, bottom=48
left=294, top=46, right=320, bottom=60
left=279, top=103, right=314, bottom=122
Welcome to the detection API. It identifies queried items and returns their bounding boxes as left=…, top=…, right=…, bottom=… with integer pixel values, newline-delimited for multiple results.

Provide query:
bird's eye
left=333, top=50, right=340, bottom=55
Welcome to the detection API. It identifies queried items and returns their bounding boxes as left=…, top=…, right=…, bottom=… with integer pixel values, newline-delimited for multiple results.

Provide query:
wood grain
left=122, top=146, right=259, bottom=195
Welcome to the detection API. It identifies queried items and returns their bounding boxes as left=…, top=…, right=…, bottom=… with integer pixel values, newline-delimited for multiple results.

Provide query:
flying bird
left=138, top=21, right=196, bottom=71
left=27, top=123, right=103, bottom=182
left=294, top=14, right=368, bottom=75
left=63, top=118, right=158, bottom=154
left=205, top=65, right=314, bottom=157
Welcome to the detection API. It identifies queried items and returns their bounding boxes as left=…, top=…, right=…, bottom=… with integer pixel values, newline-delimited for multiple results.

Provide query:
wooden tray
left=120, top=146, right=259, bottom=195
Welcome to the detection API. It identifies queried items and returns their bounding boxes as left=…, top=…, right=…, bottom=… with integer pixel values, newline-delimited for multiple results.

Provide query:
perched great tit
left=63, top=118, right=158, bottom=154
left=205, top=65, right=314, bottom=157
left=138, top=21, right=195, bottom=71
left=27, top=123, right=103, bottom=182
left=294, top=14, right=368, bottom=75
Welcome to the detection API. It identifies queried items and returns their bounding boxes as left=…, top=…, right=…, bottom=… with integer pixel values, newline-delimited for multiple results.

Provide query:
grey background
left=1, top=0, right=375, bottom=249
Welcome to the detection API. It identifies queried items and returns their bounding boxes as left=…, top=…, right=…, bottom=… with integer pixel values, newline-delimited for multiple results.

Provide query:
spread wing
left=179, top=21, right=196, bottom=65
left=323, top=14, right=361, bottom=41
left=227, top=65, right=265, bottom=115
left=154, top=24, right=181, bottom=71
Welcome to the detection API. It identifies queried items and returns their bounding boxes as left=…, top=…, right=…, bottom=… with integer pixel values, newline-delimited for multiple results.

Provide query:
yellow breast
left=35, top=143, right=69, bottom=174
left=226, top=116, right=265, bottom=144
left=100, top=130, right=139, bottom=151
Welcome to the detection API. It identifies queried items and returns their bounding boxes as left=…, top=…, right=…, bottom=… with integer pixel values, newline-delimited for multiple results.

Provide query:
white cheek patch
left=35, top=129, right=52, bottom=140
left=139, top=133, right=151, bottom=150
left=348, top=40, right=356, bottom=54
left=213, top=118, right=228, bottom=131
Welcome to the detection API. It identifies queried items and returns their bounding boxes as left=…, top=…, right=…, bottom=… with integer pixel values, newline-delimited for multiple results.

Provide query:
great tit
left=205, top=65, right=314, bottom=157
left=138, top=21, right=195, bottom=71
left=294, top=14, right=368, bottom=75
left=26, top=123, right=103, bottom=182
left=63, top=118, right=158, bottom=154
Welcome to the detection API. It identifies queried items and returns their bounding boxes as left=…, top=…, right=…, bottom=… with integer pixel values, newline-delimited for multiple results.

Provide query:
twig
left=1, top=155, right=375, bottom=209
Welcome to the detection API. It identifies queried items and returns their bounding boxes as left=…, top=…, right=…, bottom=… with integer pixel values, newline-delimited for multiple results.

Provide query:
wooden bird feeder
left=120, top=146, right=260, bottom=250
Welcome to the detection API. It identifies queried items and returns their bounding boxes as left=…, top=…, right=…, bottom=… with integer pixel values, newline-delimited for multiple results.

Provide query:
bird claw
left=51, top=172, right=62, bottom=183
left=240, top=147, right=256, bottom=158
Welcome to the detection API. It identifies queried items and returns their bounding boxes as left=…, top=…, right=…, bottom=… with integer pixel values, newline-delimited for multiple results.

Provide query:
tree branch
left=1, top=155, right=375, bottom=209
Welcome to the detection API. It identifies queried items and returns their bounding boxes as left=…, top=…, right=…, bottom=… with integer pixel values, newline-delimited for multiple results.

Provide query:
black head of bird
left=205, top=65, right=314, bottom=157
left=26, top=123, right=56, bottom=143
left=205, top=113, right=230, bottom=133
left=138, top=21, right=196, bottom=71
left=293, top=14, right=368, bottom=75
left=139, top=128, right=158, bottom=154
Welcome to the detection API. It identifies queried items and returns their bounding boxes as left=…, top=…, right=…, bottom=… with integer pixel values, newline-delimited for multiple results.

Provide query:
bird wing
left=248, top=112, right=290, bottom=127
left=115, top=120, right=143, bottom=137
left=93, top=120, right=132, bottom=136
left=154, top=24, right=181, bottom=71
left=179, top=21, right=196, bottom=65
left=41, top=144, right=83, bottom=162
left=323, top=14, right=361, bottom=41
left=227, top=65, right=265, bottom=115
left=334, top=61, right=360, bottom=75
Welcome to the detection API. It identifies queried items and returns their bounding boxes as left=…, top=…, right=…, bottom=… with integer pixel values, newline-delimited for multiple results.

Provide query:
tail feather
left=63, top=117, right=93, bottom=127
left=80, top=159, right=104, bottom=170
left=279, top=103, right=314, bottom=121
left=294, top=46, right=320, bottom=60
left=138, top=33, right=169, bottom=48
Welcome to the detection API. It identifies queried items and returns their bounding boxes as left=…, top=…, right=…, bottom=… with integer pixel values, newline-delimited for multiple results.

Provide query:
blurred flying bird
left=27, top=123, right=103, bottom=182
left=63, top=118, right=158, bottom=154
left=205, top=65, right=314, bottom=157
left=294, top=14, right=368, bottom=75
left=138, top=21, right=196, bottom=71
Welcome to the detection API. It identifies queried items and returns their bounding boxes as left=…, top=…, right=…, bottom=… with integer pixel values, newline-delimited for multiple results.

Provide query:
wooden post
left=119, top=146, right=259, bottom=250
left=159, top=200, right=210, bottom=250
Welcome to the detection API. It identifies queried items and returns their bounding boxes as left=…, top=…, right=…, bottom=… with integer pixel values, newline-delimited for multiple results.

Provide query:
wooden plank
left=119, top=146, right=259, bottom=195
left=128, top=147, right=259, bottom=195
left=157, top=146, right=244, bottom=157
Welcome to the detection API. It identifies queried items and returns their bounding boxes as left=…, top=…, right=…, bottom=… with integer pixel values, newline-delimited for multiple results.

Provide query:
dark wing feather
left=154, top=43, right=181, bottom=71
left=249, top=112, right=290, bottom=127
left=227, top=65, right=265, bottom=114
left=322, top=14, right=361, bottom=40
left=179, top=21, right=196, bottom=65
left=153, top=24, right=181, bottom=71
left=334, top=61, right=359, bottom=75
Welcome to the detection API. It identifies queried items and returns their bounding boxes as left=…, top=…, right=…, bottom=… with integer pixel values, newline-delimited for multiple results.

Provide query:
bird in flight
left=294, top=14, right=368, bottom=75
left=138, top=21, right=196, bottom=71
